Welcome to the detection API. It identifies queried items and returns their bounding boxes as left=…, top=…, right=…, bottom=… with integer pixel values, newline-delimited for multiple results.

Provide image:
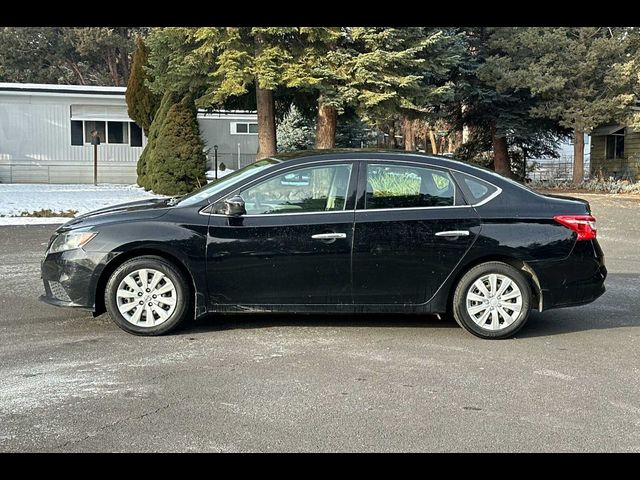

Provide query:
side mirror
left=213, top=195, right=246, bottom=216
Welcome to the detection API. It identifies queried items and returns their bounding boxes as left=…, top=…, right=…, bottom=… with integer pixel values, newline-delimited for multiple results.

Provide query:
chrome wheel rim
left=116, top=268, right=177, bottom=327
left=465, top=273, right=522, bottom=331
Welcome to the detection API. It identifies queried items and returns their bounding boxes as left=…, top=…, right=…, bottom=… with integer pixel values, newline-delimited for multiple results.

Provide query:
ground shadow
left=177, top=312, right=457, bottom=335
left=175, top=273, right=639, bottom=339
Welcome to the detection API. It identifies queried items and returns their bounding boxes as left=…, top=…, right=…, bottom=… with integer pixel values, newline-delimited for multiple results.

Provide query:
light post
left=91, top=129, right=101, bottom=186
left=213, top=144, right=218, bottom=180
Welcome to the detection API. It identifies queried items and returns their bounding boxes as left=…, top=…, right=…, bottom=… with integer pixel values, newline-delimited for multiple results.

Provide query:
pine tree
left=480, top=27, right=639, bottom=182
left=187, top=27, right=301, bottom=159
left=276, top=104, right=315, bottom=151
left=148, top=96, right=207, bottom=195
left=126, top=36, right=159, bottom=136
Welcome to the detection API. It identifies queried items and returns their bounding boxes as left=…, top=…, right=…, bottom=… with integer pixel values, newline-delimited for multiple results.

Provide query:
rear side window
left=365, top=164, right=455, bottom=209
left=455, top=172, right=498, bottom=205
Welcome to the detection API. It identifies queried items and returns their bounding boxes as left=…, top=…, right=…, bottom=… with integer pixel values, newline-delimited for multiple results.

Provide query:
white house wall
left=0, top=92, right=143, bottom=184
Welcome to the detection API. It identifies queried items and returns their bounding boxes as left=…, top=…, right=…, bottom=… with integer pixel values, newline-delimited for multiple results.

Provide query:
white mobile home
left=0, top=83, right=258, bottom=184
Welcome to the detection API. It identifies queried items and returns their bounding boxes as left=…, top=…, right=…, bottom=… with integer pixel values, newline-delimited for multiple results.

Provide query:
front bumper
left=40, top=247, right=114, bottom=311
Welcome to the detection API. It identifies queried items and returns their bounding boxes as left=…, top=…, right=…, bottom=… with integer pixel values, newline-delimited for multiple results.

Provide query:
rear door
left=352, top=161, right=481, bottom=305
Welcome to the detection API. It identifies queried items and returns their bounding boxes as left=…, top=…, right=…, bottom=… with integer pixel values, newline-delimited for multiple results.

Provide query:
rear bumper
left=532, top=239, right=607, bottom=311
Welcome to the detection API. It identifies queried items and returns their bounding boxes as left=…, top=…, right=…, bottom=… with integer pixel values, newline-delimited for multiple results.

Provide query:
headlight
left=48, top=229, right=98, bottom=253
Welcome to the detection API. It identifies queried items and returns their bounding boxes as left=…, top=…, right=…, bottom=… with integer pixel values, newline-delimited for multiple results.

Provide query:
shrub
left=137, top=90, right=177, bottom=190
left=147, top=96, right=207, bottom=195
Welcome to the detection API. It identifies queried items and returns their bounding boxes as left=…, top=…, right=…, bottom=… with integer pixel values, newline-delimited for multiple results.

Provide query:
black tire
left=452, top=262, right=532, bottom=339
left=105, top=255, right=191, bottom=336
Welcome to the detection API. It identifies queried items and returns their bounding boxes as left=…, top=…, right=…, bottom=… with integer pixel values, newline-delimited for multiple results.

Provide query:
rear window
left=455, top=172, right=499, bottom=204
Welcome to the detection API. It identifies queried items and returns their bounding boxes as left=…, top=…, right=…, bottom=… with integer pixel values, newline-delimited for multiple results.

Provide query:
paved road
left=1, top=194, right=639, bottom=452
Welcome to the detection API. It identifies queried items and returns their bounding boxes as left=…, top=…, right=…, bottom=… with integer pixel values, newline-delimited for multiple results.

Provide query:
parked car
left=40, top=150, right=606, bottom=339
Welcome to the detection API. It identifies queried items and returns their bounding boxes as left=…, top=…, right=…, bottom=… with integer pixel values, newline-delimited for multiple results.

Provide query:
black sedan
left=40, top=150, right=606, bottom=339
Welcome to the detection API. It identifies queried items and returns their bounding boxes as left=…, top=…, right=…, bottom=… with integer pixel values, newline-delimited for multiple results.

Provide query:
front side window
left=240, top=164, right=352, bottom=215
left=605, top=128, right=625, bottom=159
left=365, top=164, right=455, bottom=209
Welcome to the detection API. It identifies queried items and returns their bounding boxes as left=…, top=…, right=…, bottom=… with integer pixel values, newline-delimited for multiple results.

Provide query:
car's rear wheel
left=452, top=262, right=531, bottom=339
left=105, top=255, right=190, bottom=336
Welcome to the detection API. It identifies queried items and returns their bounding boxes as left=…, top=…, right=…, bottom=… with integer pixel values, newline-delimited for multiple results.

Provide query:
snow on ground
left=0, top=184, right=163, bottom=225
left=205, top=168, right=235, bottom=180
left=0, top=172, right=238, bottom=226
left=0, top=217, right=72, bottom=225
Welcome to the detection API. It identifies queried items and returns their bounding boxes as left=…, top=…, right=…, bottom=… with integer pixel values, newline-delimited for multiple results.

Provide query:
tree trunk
left=491, top=126, right=511, bottom=177
left=572, top=129, right=585, bottom=184
left=256, top=86, right=277, bottom=160
left=387, top=124, right=397, bottom=149
left=315, top=103, right=337, bottom=149
left=429, top=129, right=438, bottom=154
left=453, top=129, right=463, bottom=152
left=68, top=61, right=86, bottom=85
left=106, top=51, right=120, bottom=86
left=403, top=117, right=415, bottom=151
left=119, top=47, right=130, bottom=84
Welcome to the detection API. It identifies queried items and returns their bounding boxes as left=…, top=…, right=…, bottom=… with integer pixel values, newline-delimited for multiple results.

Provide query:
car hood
left=57, top=197, right=171, bottom=232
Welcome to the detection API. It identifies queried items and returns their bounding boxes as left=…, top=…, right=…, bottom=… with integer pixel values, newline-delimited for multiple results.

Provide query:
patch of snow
left=205, top=169, right=235, bottom=181
left=0, top=184, right=162, bottom=218
left=0, top=217, right=69, bottom=226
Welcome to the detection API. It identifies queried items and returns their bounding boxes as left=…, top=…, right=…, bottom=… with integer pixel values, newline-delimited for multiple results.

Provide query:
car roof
left=270, top=149, right=489, bottom=176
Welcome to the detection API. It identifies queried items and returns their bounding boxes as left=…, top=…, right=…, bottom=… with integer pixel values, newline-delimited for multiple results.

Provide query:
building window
left=84, top=121, right=106, bottom=144
left=130, top=122, right=143, bottom=147
left=70, top=120, right=84, bottom=146
left=231, top=122, right=258, bottom=135
left=70, top=120, right=143, bottom=146
left=107, top=121, right=129, bottom=144
left=605, top=128, right=625, bottom=160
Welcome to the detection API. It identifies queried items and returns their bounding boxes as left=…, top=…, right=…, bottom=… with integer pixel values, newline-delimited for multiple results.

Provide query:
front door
left=352, top=161, right=481, bottom=305
left=206, top=161, right=357, bottom=307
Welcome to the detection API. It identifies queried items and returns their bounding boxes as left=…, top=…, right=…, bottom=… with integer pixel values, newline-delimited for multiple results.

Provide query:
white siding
left=0, top=91, right=143, bottom=183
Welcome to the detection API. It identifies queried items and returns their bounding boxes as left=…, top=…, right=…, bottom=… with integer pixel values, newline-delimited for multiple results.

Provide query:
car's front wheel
left=452, top=262, right=532, bottom=339
left=105, top=255, right=191, bottom=336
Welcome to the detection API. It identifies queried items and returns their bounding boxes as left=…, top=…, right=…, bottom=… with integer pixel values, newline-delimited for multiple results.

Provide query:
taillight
left=553, top=215, right=597, bottom=241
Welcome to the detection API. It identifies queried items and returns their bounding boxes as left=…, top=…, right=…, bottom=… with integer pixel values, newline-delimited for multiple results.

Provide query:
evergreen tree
left=126, top=36, right=159, bottom=136
left=136, top=90, right=177, bottom=189
left=148, top=96, right=207, bottom=195
left=187, top=27, right=301, bottom=159
left=276, top=104, right=315, bottom=151
left=480, top=27, right=639, bottom=183
left=0, top=27, right=145, bottom=85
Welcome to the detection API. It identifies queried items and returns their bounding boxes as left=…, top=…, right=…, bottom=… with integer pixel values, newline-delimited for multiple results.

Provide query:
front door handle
left=434, top=230, right=470, bottom=237
left=311, top=233, right=347, bottom=240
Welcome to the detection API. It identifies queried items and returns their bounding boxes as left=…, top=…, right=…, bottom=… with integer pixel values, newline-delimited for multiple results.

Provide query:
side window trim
left=451, top=170, right=502, bottom=207
left=357, top=161, right=459, bottom=211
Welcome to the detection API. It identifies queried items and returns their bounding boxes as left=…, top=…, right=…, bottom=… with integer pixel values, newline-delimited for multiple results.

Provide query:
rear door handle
left=311, top=233, right=347, bottom=240
left=435, top=230, right=470, bottom=237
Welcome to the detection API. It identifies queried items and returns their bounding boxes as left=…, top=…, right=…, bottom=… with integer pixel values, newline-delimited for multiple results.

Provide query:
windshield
left=175, top=158, right=280, bottom=207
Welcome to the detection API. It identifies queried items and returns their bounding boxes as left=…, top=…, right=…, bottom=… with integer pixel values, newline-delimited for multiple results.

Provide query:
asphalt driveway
left=0, top=193, right=639, bottom=452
